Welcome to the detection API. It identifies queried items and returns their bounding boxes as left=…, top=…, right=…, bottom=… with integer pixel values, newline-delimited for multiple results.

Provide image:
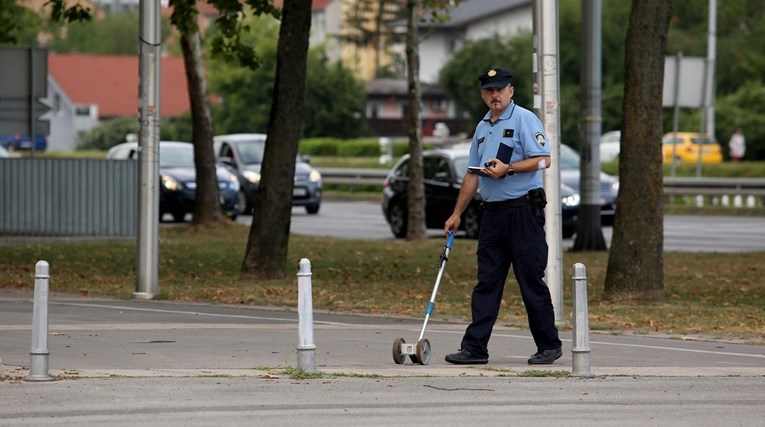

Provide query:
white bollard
left=296, top=258, right=317, bottom=373
left=571, top=263, right=594, bottom=378
left=26, top=261, right=54, bottom=382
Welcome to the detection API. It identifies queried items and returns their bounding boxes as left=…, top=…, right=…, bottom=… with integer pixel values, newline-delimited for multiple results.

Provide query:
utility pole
left=533, top=0, right=565, bottom=326
left=573, top=0, right=607, bottom=251
left=134, top=0, right=161, bottom=299
left=704, top=0, right=717, bottom=138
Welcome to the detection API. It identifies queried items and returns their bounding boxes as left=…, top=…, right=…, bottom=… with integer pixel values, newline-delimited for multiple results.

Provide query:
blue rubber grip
left=446, top=231, right=455, bottom=249
left=425, top=301, right=435, bottom=315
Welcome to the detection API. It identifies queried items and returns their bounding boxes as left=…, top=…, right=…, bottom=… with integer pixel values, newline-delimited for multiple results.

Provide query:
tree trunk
left=180, top=30, right=225, bottom=226
left=240, top=0, right=312, bottom=280
left=603, top=0, right=672, bottom=301
left=404, top=0, right=426, bottom=241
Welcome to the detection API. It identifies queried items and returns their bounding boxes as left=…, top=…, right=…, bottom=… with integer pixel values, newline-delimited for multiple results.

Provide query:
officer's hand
left=444, top=215, right=460, bottom=237
left=484, top=158, right=510, bottom=179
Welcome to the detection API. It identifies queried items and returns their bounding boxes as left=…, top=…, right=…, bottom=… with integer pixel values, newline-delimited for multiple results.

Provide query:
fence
left=0, top=158, right=136, bottom=236
left=1, top=160, right=762, bottom=237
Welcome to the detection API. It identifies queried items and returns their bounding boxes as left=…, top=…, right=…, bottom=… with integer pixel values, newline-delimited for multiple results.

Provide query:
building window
left=75, top=106, right=91, bottom=117
left=368, top=100, right=383, bottom=119
left=431, top=97, right=448, bottom=113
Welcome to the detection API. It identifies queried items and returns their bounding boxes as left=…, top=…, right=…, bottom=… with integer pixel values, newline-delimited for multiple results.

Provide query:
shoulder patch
left=534, top=132, right=546, bottom=147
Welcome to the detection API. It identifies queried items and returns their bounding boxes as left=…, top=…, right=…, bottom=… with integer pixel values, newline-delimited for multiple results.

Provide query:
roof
left=272, top=0, right=334, bottom=11
left=412, top=0, right=530, bottom=29
left=365, top=78, right=446, bottom=97
left=48, top=53, right=190, bottom=118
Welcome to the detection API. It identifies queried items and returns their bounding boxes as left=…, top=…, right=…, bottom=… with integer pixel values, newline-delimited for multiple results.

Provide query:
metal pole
left=571, top=263, right=594, bottom=377
left=134, top=0, right=161, bottom=299
left=26, top=260, right=54, bottom=382
left=534, top=0, right=565, bottom=326
left=297, top=258, right=317, bottom=373
left=670, top=53, right=682, bottom=179
left=28, top=48, right=36, bottom=159
left=705, top=0, right=717, bottom=140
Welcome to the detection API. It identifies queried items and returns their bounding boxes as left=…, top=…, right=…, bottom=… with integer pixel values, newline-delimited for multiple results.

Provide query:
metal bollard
left=26, top=261, right=54, bottom=382
left=570, top=263, right=594, bottom=378
left=296, top=258, right=317, bottom=373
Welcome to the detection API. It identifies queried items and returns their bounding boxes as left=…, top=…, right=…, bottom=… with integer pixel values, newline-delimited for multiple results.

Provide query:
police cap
left=478, top=68, right=513, bottom=89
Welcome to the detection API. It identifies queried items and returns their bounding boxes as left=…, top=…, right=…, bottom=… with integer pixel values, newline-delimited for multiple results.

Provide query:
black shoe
left=445, top=349, right=488, bottom=365
left=527, top=348, right=562, bottom=365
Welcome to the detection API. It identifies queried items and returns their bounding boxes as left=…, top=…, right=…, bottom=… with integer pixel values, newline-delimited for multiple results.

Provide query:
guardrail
left=319, top=167, right=765, bottom=202
left=318, top=167, right=390, bottom=186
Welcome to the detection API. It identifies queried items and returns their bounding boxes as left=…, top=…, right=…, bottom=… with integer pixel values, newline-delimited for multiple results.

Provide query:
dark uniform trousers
left=460, top=200, right=561, bottom=358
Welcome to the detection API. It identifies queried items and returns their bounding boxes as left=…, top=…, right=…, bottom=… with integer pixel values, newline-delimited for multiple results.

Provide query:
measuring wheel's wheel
left=392, top=337, right=406, bottom=364
left=416, top=338, right=431, bottom=365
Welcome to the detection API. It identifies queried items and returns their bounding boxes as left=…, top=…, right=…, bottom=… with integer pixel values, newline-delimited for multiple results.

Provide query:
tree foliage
left=438, top=0, right=765, bottom=159
left=208, top=14, right=367, bottom=138
left=0, top=2, right=44, bottom=46
left=438, top=36, right=533, bottom=123
left=48, top=11, right=171, bottom=55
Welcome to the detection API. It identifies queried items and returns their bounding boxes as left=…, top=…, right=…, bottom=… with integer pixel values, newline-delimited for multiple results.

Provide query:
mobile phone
left=467, top=166, right=488, bottom=175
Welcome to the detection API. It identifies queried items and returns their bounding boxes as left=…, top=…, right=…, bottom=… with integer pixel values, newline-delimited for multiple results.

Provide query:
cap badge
left=488, top=69, right=497, bottom=77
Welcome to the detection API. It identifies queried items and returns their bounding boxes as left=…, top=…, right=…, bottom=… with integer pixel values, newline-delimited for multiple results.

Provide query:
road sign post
left=0, top=47, right=50, bottom=156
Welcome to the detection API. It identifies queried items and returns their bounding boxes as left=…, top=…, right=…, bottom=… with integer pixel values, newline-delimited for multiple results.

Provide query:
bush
left=78, top=117, right=138, bottom=151
left=299, top=137, right=411, bottom=157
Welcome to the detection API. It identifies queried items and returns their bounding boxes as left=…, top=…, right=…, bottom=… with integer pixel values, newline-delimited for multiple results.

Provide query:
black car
left=382, top=147, right=483, bottom=238
left=558, top=143, right=619, bottom=230
left=213, top=133, right=322, bottom=215
left=106, top=141, right=240, bottom=222
left=381, top=145, right=617, bottom=239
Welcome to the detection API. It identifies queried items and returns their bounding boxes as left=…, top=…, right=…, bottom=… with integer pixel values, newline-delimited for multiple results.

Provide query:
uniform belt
left=481, top=196, right=529, bottom=210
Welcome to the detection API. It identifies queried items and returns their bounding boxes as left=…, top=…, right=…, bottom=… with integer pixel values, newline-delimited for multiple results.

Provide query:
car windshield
left=234, top=139, right=265, bottom=165
left=559, top=144, right=580, bottom=170
left=690, top=137, right=716, bottom=145
left=159, top=145, right=195, bottom=168
left=454, top=155, right=469, bottom=178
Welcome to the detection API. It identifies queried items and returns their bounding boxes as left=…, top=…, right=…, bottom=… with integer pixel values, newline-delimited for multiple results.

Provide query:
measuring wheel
left=392, top=337, right=406, bottom=364
left=416, top=338, right=431, bottom=365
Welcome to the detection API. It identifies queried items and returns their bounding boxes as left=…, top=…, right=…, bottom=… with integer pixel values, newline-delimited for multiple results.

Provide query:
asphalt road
left=1, top=293, right=764, bottom=426
left=2, top=201, right=763, bottom=425
left=239, top=200, right=765, bottom=252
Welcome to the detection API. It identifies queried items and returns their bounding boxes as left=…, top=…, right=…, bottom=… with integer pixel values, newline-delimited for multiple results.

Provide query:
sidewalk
left=1, top=289, right=763, bottom=381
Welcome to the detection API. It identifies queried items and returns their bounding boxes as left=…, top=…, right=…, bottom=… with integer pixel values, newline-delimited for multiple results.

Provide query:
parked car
left=213, top=133, right=322, bottom=215
left=0, top=134, right=47, bottom=151
left=600, top=130, right=621, bottom=162
left=559, top=143, right=619, bottom=229
left=381, top=145, right=614, bottom=239
left=662, top=132, right=723, bottom=164
left=107, top=141, right=240, bottom=222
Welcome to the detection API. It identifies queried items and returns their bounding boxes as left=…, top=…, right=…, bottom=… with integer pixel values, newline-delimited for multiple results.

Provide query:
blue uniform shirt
left=468, top=101, right=549, bottom=201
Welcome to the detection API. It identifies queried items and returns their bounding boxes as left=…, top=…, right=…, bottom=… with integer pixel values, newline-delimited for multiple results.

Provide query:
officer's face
left=481, top=85, right=514, bottom=113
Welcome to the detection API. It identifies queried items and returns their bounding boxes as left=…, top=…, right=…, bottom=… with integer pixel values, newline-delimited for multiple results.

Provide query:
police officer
left=443, top=67, right=562, bottom=365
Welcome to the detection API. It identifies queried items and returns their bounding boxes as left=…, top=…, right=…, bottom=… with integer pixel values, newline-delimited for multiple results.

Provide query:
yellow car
left=662, top=132, right=723, bottom=164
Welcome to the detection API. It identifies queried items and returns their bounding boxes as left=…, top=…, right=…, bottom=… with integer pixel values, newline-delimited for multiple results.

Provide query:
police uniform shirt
left=468, top=101, right=549, bottom=201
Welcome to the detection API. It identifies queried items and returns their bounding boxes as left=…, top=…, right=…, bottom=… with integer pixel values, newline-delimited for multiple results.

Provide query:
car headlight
left=229, top=175, right=240, bottom=191
left=561, top=193, right=581, bottom=207
left=611, top=182, right=620, bottom=192
left=309, top=169, right=321, bottom=183
left=161, top=175, right=182, bottom=191
left=243, top=170, right=260, bottom=184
